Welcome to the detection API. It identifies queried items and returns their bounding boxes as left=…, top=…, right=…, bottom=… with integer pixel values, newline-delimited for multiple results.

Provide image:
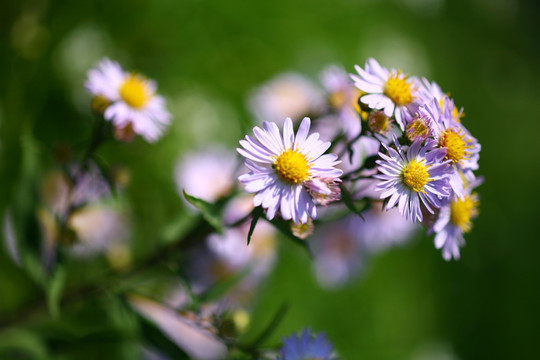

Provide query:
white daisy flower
left=350, top=58, right=423, bottom=130
left=85, top=58, right=171, bottom=142
left=375, top=136, right=452, bottom=222
left=237, top=117, right=342, bottom=224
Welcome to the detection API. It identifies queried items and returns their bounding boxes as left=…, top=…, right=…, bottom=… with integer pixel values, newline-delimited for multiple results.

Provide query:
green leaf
left=0, top=329, right=49, bottom=360
left=183, top=190, right=223, bottom=234
left=339, top=183, right=365, bottom=220
left=247, top=206, right=264, bottom=245
left=46, top=265, right=67, bottom=319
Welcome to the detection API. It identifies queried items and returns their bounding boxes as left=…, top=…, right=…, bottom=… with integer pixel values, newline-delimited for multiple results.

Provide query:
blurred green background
left=1, top=0, right=539, bottom=359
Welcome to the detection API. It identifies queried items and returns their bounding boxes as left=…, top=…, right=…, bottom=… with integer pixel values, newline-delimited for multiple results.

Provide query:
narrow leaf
left=247, top=206, right=264, bottom=245
left=183, top=190, right=223, bottom=234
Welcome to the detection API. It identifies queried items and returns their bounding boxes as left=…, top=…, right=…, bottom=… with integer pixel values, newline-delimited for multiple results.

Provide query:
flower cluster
left=351, top=58, right=482, bottom=260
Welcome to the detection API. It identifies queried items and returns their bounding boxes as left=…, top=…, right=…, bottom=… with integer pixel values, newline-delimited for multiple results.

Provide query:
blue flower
left=280, top=328, right=335, bottom=360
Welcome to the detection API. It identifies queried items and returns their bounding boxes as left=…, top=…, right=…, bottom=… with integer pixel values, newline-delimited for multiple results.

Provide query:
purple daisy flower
left=280, top=328, right=335, bottom=360
left=419, top=97, right=481, bottom=199
left=238, top=117, right=342, bottom=224
left=349, top=58, right=424, bottom=130
left=430, top=176, right=483, bottom=261
left=374, top=136, right=452, bottom=222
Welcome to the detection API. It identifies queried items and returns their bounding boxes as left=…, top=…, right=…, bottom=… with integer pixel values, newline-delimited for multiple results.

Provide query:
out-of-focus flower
left=350, top=58, right=424, bottom=130
left=419, top=97, right=480, bottom=199
left=375, top=137, right=452, bottom=222
left=280, top=328, right=336, bottom=360
left=184, top=195, right=277, bottom=305
left=357, top=202, right=418, bottom=253
left=430, top=177, right=483, bottom=261
left=320, top=65, right=365, bottom=139
left=249, top=73, right=324, bottom=125
left=85, top=58, right=171, bottom=142
left=38, top=164, right=130, bottom=262
left=175, top=147, right=237, bottom=203
left=238, top=117, right=342, bottom=224
left=311, top=215, right=364, bottom=288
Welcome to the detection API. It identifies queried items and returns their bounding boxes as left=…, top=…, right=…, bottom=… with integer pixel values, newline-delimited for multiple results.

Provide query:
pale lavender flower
left=419, top=78, right=464, bottom=121
left=85, top=58, right=171, bottom=142
left=248, top=73, right=324, bottom=126
left=430, top=177, right=483, bottom=261
left=311, top=215, right=365, bottom=288
left=320, top=65, right=363, bottom=139
left=237, top=117, right=342, bottom=224
left=280, top=328, right=335, bottom=360
left=375, top=137, right=452, bottom=222
left=350, top=58, right=423, bottom=130
left=175, top=147, right=237, bottom=204
left=358, top=203, right=419, bottom=253
left=419, top=97, right=480, bottom=199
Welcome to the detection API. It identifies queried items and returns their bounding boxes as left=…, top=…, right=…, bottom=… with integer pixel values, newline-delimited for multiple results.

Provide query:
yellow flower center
left=402, top=159, right=430, bottom=192
left=329, top=90, right=347, bottom=110
left=384, top=72, right=413, bottom=106
left=368, top=112, right=391, bottom=134
left=274, top=149, right=310, bottom=184
left=438, top=97, right=464, bottom=122
left=406, top=117, right=429, bottom=141
left=119, top=74, right=150, bottom=109
left=450, top=194, right=479, bottom=232
left=439, top=129, right=471, bottom=164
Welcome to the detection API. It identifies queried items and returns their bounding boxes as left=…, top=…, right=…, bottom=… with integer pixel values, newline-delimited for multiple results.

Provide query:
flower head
left=419, top=97, right=480, bottom=198
left=248, top=73, right=324, bottom=126
left=280, top=328, right=335, bottom=360
left=85, top=58, right=171, bottom=142
left=350, top=58, right=423, bottom=130
left=238, top=117, right=342, bottom=224
left=430, top=177, right=483, bottom=261
left=375, top=137, right=452, bottom=222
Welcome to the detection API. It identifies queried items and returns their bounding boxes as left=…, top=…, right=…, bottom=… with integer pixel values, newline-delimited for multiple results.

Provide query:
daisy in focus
left=419, top=97, right=480, bottom=199
left=375, top=137, right=452, bottom=222
left=237, top=117, right=342, bottom=224
left=85, top=58, right=171, bottom=143
left=350, top=58, right=424, bottom=130
left=430, top=177, right=483, bottom=261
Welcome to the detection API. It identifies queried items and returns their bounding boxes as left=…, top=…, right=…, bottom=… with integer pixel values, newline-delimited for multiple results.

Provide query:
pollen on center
left=120, top=74, right=150, bottom=109
left=402, top=159, right=430, bottom=192
left=440, top=128, right=471, bottom=164
left=450, top=194, right=479, bottom=232
left=274, top=149, right=310, bottom=184
left=384, top=72, right=413, bottom=106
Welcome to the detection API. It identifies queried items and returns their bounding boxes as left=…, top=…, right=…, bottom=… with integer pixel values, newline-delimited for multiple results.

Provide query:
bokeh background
left=1, top=0, right=540, bottom=359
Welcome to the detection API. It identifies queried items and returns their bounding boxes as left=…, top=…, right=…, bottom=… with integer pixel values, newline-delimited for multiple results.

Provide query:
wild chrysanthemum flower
left=237, top=117, right=342, bottom=224
left=280, top=328, right=335, bottom=360
left=85, top=58, right=171, bottom=142
left=375, top=137, right=452, bottom=222
left=350, top=58, right=423, bottom=130
left=419, top=78, right=464, bottom=121
left=419, top=97, right=480, bottom=199
left=430, top=177, right=483, bottom=261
